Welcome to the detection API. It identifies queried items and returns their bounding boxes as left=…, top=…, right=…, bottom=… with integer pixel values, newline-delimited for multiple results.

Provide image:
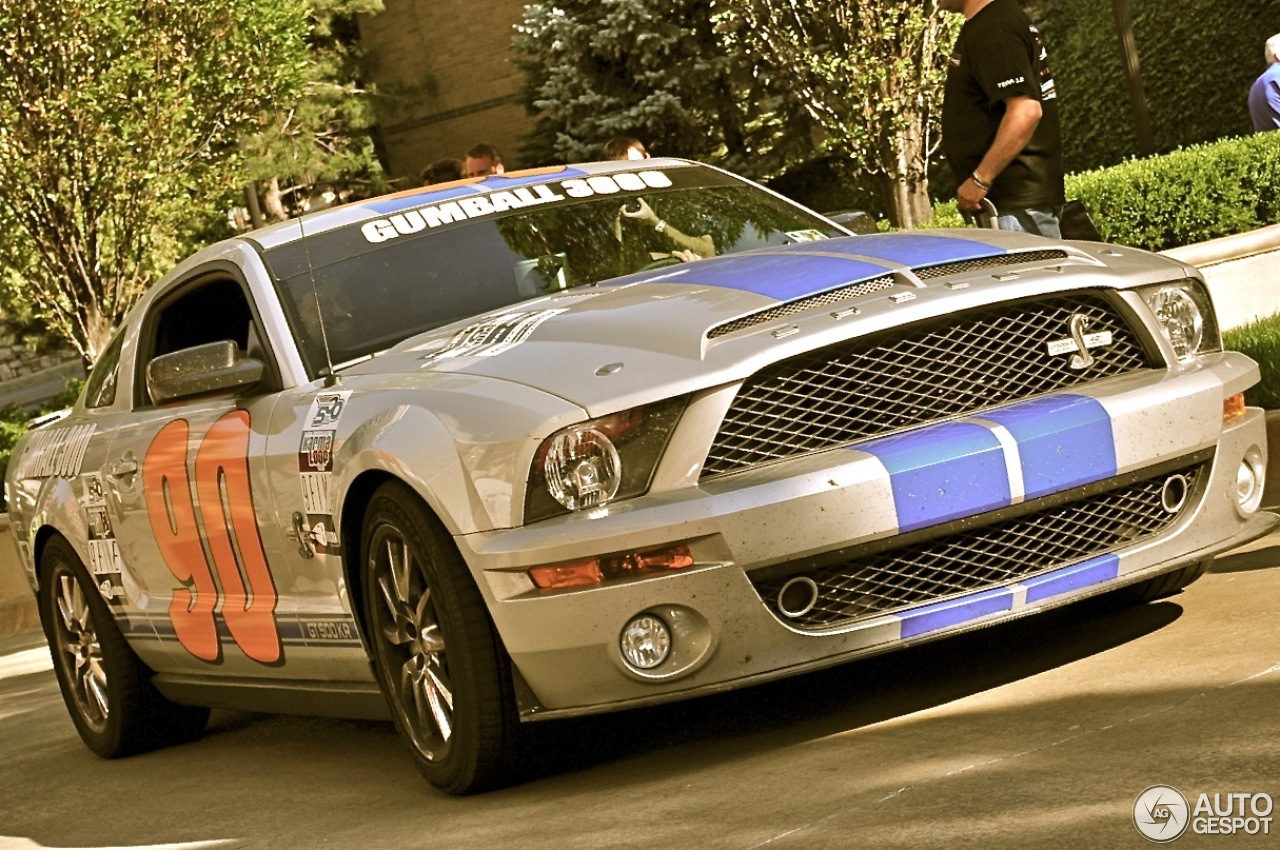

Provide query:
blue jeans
left=996, top=207, right=1062, bottom=238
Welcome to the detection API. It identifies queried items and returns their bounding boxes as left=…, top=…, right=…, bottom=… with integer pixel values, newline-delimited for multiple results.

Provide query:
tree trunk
left=879, top=173, right=935, bottom=230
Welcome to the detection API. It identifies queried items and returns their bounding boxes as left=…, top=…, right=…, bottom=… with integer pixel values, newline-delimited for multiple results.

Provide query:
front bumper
left=458, top=358, right=1274, bottom=718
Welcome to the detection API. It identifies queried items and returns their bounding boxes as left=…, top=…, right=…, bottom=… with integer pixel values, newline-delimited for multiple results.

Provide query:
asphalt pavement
left=1, top=532, right=1277, bottom=850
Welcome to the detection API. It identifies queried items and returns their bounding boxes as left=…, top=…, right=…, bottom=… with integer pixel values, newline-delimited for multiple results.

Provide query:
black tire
left=1112, top=559, right=1211, bottom=606
left=361, top=481, right=522, bottom=794
left=38, top=536, right=210, bottom=758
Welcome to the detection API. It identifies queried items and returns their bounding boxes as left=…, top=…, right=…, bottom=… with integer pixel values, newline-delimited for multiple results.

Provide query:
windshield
left=263, top=164, right=844, bottom=377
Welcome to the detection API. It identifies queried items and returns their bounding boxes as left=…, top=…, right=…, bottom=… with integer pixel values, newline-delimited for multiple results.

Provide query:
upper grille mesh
left=702, top=292, right=1153, bottom=477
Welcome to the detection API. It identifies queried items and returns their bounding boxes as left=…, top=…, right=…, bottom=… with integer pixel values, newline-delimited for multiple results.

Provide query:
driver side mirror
left=146, top=340, right=264, bottom=404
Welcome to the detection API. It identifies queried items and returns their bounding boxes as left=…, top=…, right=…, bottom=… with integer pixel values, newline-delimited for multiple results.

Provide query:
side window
left=138, top=275, right=264, bottom=406
left=84, top=330, right=125, bottom=409
left=151, top=277, right=253, bottom=358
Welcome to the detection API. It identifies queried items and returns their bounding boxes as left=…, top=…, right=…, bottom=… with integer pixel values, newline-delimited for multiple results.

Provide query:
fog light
left=620, top=614, right=671, bottom=670
left=1234, top=448, right=1266, bottom=516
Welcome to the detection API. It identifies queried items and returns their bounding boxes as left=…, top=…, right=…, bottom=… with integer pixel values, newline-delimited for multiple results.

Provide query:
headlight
left=1138, top=280, right=1221, bottom=361
left=525, top=396, right=687, bottom=522
left=542, top=427, right=621, bottom=511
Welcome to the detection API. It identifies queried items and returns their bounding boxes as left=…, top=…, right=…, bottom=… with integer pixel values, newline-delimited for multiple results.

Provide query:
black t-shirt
left=942, top=0, right=1065, bottom=208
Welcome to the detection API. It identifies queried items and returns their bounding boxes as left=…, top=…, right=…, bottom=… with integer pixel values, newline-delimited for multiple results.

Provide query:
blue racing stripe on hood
left=683, top=253, right=891, bottom=301
left=840, top=233, right=1006, bottom=266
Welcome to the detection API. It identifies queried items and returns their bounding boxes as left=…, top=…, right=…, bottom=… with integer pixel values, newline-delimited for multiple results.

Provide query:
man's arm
left=956, top=95, right=1043, bottom=212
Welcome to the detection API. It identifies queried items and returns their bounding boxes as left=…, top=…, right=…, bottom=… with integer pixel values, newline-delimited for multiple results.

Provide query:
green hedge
left=1225, top=314, right=1280, bottom=411
left=930, top=131, right=1280, bottom=252
left=1045, top=0, right=1276, bottom=173
left=1066, top=132, right=1280, bottom=251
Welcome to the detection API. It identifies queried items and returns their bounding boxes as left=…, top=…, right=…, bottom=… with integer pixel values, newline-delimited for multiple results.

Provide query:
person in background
left=463, top=143, right=505, bottom=178
left=939, top=0, right=1065, bottom=237
left=1249, top=34, right=1280, bottom=132
left=601, top=136, right=650, bottom=161
left=421, top=158, right=463, bottom=185
left=614, top=196, right=715, bottom=262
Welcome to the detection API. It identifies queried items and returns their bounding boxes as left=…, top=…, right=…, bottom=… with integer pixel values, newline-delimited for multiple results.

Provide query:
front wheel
left=38, top=536, right=209, bottom=757
left=361, top=482, right=522, bottom=794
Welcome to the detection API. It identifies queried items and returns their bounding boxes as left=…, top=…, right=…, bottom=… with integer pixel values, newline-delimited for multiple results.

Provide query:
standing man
left=940, top=0, right=1065, bottom=236
left=1249, top=34, right=1280, bottom=132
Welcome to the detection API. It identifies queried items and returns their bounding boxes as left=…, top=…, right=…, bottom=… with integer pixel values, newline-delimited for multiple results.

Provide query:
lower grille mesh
left=752, top=460, right=1206, bottom=631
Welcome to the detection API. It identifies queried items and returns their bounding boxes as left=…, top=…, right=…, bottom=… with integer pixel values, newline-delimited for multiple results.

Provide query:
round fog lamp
left=619, top=614, right=671, bottom=670
left=1234, top=448, right=1266, bottom=516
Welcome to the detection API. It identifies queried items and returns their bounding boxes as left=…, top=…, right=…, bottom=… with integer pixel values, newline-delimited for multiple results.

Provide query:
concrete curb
left=1162, top=227, right=1280, bottom=331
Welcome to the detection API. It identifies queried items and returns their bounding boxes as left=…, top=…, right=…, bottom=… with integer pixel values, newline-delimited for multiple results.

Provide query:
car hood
left=343, top=231, right=1184, bottom=414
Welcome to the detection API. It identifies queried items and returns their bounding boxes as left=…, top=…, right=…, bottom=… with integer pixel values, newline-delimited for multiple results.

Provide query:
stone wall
left=0, top=323, right=83, bottom=413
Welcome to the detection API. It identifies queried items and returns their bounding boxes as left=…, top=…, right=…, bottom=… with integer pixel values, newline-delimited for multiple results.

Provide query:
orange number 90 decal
left=142, top=411, right=281, bottom=663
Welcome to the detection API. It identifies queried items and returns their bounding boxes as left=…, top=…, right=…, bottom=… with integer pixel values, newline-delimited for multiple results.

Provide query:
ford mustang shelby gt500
left=5, top=159, right=1275, bottom=794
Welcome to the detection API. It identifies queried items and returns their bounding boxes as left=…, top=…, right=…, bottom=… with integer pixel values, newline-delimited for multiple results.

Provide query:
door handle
left=107, top=458, right=138, bottom=477
left=291, top=512, right=316, bottom=559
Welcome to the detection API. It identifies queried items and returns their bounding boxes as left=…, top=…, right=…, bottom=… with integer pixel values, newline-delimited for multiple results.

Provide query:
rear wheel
left=361, top=482, right=522, bottom=794
left=38, top=536, right=209, bottom=757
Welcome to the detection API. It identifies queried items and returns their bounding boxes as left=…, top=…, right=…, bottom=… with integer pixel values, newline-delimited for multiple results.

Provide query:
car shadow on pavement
left=519, top=592, right=1184, bottom=787
left=1210, top=544, right=1280, bottom=574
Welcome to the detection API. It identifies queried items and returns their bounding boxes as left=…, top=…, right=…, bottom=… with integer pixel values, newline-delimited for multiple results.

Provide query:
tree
left=513, top=0, right=819, bottom=181
left=0, top=0, right=308, bottom=363
left=239, top=0, right=390, bottom=224
left=723, top=1, right=959, bottom=228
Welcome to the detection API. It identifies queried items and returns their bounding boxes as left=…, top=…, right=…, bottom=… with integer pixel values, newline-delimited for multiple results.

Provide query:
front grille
left=752, top=460, right=1206, bottom=631
left=703, top=292, right=1153, bottom=478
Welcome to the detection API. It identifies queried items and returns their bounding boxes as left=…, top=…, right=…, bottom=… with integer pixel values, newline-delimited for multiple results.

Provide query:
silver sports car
left=4, top=159, right=1274, bottom=793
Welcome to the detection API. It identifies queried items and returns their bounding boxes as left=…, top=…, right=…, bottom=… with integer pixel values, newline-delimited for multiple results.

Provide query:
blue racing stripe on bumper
left=1022, top=554, right=1120, bottom=603
left=859, top=422, right=1011, bottom=533
left=980, top=395, right=1117, bottom=499
left=856, top=393, right=1119, bottom=535
left=899, top=587, right=1013, bottom=638
left=896, top=554, right=1122, bottom=638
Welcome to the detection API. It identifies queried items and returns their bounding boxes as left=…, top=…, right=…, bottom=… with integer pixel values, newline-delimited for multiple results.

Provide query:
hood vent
left=913, top=249, right=1070, bottom=280
left=708, top=275, right=896, bottom=339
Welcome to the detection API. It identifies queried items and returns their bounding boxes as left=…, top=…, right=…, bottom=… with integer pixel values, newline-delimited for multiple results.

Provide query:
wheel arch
left=338, top=470, right=484, bottom=657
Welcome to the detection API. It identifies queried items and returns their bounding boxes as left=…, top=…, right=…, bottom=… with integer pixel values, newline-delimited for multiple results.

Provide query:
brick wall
left=358, top=0, right=537, bottom=184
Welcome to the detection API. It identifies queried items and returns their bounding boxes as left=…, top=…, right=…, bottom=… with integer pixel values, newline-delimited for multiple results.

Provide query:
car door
left=101, top=271, right=289, bottom=676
